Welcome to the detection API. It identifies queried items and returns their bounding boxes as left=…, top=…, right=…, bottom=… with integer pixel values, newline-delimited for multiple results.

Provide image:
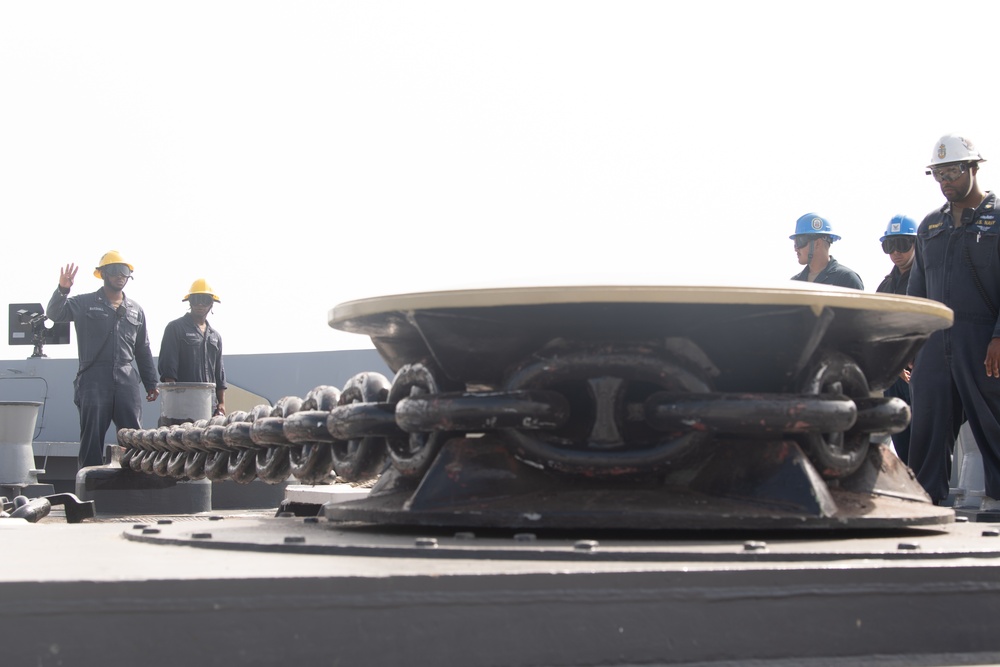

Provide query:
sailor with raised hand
left=46, top=251, right=159, bottom=468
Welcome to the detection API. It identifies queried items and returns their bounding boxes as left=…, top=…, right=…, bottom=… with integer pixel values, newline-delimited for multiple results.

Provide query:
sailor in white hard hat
left=908, top=133, right=1000, bottom=509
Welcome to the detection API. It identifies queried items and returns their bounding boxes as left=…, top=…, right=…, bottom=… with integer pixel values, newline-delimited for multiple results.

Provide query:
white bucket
left=0, top=401, right=42, bottom=484
left=159, top=382, right=215, bottom=425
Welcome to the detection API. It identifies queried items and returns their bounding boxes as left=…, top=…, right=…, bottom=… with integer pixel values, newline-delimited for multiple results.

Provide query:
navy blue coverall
left=907, top=192, right=1000, bottom=502
left=157, top=312, right=227, bottom=397
left=791, top=257, right=865, bottom=289
left=46, top=287, right=158, bottom=468
left=876, top=265, right=913, bottom=463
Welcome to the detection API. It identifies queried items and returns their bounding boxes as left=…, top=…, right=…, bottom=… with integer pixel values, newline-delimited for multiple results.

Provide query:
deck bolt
left=142, top=528, right=160, bottom=535
left=157, top=519, right=173, bottom=525
left=574, top=540, right=599, bottom=552
left=415, top=537, right=438, bottom=548
left=303, top=517, right=320, bottom=524
left=743, top=541, right=767, bottom=551
left=209, top=515, right=225, bottom=521
left=284, top=536, right=306, bottom=544
left=192, top=532, right=212, bottom=539
left=132, top=524, right=148, bottom=530
left=982, top=529, right=1000, bottom=537
left=897, top=542, right=920, bottom=550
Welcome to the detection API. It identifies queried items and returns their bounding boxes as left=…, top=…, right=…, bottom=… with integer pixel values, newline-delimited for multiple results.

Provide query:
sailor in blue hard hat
left=789, top=213, right=864, bottom=289
left=878, top=215, right=918, bottom=291
left=876, top=214, right=919, bottom=463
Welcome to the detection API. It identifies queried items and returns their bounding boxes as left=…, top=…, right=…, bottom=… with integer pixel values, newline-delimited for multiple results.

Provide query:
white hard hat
left=928, top=134, right=985, bottom=167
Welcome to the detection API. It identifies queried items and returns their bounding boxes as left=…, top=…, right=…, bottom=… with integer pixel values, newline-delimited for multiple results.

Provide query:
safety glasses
left=926, top=163, right=968, bottom=183
left=793, top=236, right=822, bottom=249
left=189, top=294, right=215, bottom=306
left=102, top=264, right=131, bottom=278
left=881, top=237, right=915, bottom=254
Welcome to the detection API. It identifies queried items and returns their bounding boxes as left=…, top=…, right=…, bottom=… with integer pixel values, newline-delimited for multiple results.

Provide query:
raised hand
left=59, top=263, right=79, bottom=291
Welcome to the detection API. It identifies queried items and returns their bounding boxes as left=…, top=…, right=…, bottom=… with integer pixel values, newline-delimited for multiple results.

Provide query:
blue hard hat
left=790, top=213, right=841, bottom=242
left=879, top=214, right=918, bottom=242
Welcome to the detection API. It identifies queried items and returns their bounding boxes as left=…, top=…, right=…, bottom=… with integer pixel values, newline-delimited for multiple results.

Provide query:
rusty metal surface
left=323, top=290, right=951, bottom=530
left=322, top=438, right=952, bottom=530
left=116, top=288, right=955, bottom=530
left=115, top=360, right=924, bottom=508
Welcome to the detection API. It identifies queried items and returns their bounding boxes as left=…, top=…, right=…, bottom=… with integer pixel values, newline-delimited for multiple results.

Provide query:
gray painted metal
left=1, top=294, right=991, bottom=665
left=222, top=349, right=391, bottom=403
left=0, top=350, right=391, bottom=446
left=0, top=350, right=391, bottom=493
left=0, top=401, right=42, bottom=484
left=3, top=517, right=1000, bottom=665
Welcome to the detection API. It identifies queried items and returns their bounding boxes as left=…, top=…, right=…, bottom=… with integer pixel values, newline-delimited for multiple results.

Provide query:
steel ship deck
left=6, top=285, right=1000, bottom=666
left=3, top=508, right=1000, bottom=666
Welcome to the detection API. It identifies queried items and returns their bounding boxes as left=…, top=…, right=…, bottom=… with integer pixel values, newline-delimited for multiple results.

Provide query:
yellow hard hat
left=183, top=278, right=221, bottom=303
left=93, top=250, right=135, bottom=278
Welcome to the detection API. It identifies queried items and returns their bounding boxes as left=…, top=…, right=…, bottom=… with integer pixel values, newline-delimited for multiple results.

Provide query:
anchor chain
left=117, top=346, right=908, bottom=484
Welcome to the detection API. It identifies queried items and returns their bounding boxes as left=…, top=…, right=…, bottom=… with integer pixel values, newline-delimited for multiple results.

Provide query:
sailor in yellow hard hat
left=45, top=251, right=159, bottom=468
left=92, top=249, right=134, bottom=279
left=157, top=279, right=227, bottom=417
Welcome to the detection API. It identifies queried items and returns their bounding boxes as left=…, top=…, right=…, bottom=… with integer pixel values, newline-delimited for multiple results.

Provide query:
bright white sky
left=2, top=1, right=998, bottom=360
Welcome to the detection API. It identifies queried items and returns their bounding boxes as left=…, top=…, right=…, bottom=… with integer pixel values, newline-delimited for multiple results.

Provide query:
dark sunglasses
left=793, top=235, right=826, bottom=249
left=189, top=294, right=215, bottom=306
left=881, top=237, right=915, bottom=254
left=102, top=264, right=132, bottom=278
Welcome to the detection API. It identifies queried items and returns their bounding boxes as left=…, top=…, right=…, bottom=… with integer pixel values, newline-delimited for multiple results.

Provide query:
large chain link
left=117, top=348, right=909, bottom=485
